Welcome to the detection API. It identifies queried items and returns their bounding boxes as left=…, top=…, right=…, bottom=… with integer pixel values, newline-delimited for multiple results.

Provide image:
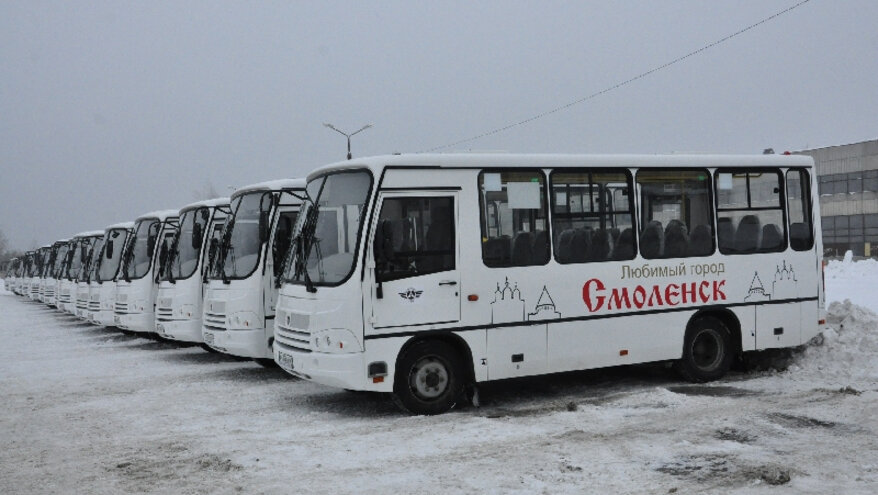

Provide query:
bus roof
left=72, top=230, right=108, bottom=239
left=306, top=153, right=815, bottom=181
left=134, top=210, right=179, bottom=222
left=231, top=178, right=306, bottom=197
left=104, top=221, right=135, bottom=231
left=178, top=197, right=231, bottom=213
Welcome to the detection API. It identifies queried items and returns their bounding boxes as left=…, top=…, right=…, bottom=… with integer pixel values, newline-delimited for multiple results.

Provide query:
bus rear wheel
left=393, top=341, right=464, bottom=415
left=677, top=316, right=733, bottom=383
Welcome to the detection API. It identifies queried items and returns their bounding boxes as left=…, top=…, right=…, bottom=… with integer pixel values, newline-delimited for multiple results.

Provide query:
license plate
left=203, top=332, right=214, bottom=345
left=277, top=351, right=295, bottom=371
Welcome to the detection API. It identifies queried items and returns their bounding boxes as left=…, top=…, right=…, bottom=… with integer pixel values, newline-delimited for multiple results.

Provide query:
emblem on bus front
left=399, top=288, right=423, bottom=302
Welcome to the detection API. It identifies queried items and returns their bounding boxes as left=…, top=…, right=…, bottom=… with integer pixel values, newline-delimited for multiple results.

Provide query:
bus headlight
left=228, top=311, right=259, bottom=330
left=311, top=329, right=359, bottom=353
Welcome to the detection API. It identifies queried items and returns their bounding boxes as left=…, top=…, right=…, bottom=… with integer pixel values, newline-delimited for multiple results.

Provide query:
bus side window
left=551, top=169, right=635, bottom=263
left=636, top=169, right=714, bottom=259
left=375, top=196, right=455, bottom=282
left=479, top=170, right=549, bottom=267
left=716, top=170, right=785, bottom=254
left=786, top=169, right=814, bottom=251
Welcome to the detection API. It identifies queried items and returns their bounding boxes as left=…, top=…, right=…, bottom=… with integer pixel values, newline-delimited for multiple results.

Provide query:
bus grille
left=274, top=312, right=311, bottom=353
left=203, top=310, right=226, bottom=331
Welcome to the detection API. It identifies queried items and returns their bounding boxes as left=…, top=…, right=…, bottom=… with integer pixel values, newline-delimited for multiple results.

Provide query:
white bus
left=75, top=234, right=105, bottom=319
left=89, top=222, right=135, bottom=327
left=58, top=231, right=105, bottom=313
left=31, top=245, right=52, bottom=301
left=114, top=210, right=179, bottom=333
left=40, top=240, right=68, bottom=306
left=202, top=179, right=304, bottom=362
left=155, top=197, right=230, bottom=344
left=273, top=153, right=825, bottom=414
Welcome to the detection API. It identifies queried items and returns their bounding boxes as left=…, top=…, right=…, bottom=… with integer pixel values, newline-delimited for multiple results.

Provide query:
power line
left=422, top=0, right=813, bottom=153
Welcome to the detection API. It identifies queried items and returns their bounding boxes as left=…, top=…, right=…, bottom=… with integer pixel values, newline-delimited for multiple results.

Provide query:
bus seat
left=556, top=229, right=576, bottom=263
left=790, top=222, right=811, bottom=250
left=639, top=221, right=663, bottom=259
left=663, top=220, right=689, bottom=258
left=717, top=217, right=735, bottom=252
left=609, top=227, right=621, bottom=246
left=483, top=236, right=511, bottom=265
left=511, top=232, right=534, bottom=266
left=612, top=228, right=635, bottom=260
left=588, top=229, right=611, bottom=261
left=688, top=224, right=713, bottom=256
left=531, top=230, right=549, bottom=264
left=734, top=215, right=762, bottom=253
left=570, top=229, right=590, bottom=262
left=761, top=224, right=783, bottom=251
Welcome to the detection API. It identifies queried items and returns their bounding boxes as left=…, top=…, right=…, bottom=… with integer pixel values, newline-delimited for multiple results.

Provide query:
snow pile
left=787, top=299, right=878, bottom=386
left=824, top=257, right=878, bottom=313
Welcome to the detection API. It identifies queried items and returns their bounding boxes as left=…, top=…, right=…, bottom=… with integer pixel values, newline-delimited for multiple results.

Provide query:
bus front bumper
left=114, top=312, right=154, bottom=333
left=273, top=347, right=393, bottom=393
left=157, top=318, right=203, bottom=343
left=203, top=327, right=269, bottom=359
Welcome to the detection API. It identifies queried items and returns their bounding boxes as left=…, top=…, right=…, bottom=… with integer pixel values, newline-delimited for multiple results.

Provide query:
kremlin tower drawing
left=744, top=261, right=799, bottom=302
left=491, top=278, right=525, bottom=324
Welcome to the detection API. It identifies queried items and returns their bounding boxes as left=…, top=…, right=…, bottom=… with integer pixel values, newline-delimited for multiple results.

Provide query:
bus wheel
left=393, top=341, right=464, bottom=415
left=677, top=316, right=733, bottom=383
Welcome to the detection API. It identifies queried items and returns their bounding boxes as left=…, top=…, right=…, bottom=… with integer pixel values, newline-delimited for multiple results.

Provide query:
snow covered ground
left=1, top=259, right=877, bottom=494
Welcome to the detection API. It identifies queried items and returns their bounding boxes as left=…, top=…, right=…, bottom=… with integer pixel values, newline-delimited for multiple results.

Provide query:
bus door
left=368, top=192, right=460, bottom=329
left=264, top=206, right=299, bottom=316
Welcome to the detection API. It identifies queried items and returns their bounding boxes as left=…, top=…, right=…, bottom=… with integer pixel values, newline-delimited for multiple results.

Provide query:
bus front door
left=368, top=192, right=460, bottom=330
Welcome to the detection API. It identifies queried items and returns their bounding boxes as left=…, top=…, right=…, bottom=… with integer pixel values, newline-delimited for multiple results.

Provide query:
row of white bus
left=2, top=153, right=827, bottom=414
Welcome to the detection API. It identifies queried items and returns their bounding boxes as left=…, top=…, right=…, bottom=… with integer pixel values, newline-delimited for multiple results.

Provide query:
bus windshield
left=285, top=170, right=371, bottom=287
left=215, top=192, right=270, bottom=281
left=66, top=240, right=86, bottom=280
left=124, top=219, right=160, bottom=280
left=97, top=229, right=128, bottom=282
left=53, top=244, right=70, bottom=278
left=76, top=238, right=98, bottom=281
left=171, top=207, right=210, bottom=281
left=85, top=238, right=105, bottom=283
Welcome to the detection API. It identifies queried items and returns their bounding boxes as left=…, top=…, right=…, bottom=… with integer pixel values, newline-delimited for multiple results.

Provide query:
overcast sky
left=1, top=0, right=876, bottom=249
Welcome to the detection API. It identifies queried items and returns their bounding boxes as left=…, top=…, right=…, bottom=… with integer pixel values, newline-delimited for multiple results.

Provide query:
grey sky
left=1, top=0, right=876, bottom=250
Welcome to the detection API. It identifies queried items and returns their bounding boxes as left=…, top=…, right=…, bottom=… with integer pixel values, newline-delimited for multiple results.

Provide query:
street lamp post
left=323, top=123, right=372, bottom=160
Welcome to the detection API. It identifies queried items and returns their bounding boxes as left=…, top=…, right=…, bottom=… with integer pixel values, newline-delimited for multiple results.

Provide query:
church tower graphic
left=527, top=286, right=561, bottom=321
left=491, top=277, right=526, bottom=324
left=744, top=272, right=771, bottom=302
left=771, top=260, right=798, bottom=299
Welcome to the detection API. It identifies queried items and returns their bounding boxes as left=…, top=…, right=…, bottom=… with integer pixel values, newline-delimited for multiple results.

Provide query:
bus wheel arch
left=392, top=335, right=473, bottom=415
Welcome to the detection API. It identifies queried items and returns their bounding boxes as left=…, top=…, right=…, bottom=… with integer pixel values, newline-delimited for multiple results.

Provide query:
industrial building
left=797, top=139, right=878, bottom=257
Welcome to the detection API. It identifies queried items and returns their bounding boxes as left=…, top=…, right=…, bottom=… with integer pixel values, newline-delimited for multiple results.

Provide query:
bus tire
left=676, top=316, right=733, bottom=383
left=393, top=340, right=464, bottom=415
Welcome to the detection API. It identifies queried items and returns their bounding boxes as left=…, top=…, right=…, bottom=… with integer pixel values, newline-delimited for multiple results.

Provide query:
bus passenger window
left=479, top=170, right=549, bottom=267
left=636, top=169, right=714, bottom=259
left=375, top=196, right=455, bottom=282
left=786, top=170, right=814, bottom=251
left=716, top=170, right=785, bottom=254
left=550, top=170, right=635, bottom=263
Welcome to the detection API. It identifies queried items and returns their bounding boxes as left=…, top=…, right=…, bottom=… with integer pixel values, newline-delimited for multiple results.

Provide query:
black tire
left=393, top=340, right=465, bottom=415
left=676, top=316, right=734, bottom=383
left=199, top=343, right=219, bottom=353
